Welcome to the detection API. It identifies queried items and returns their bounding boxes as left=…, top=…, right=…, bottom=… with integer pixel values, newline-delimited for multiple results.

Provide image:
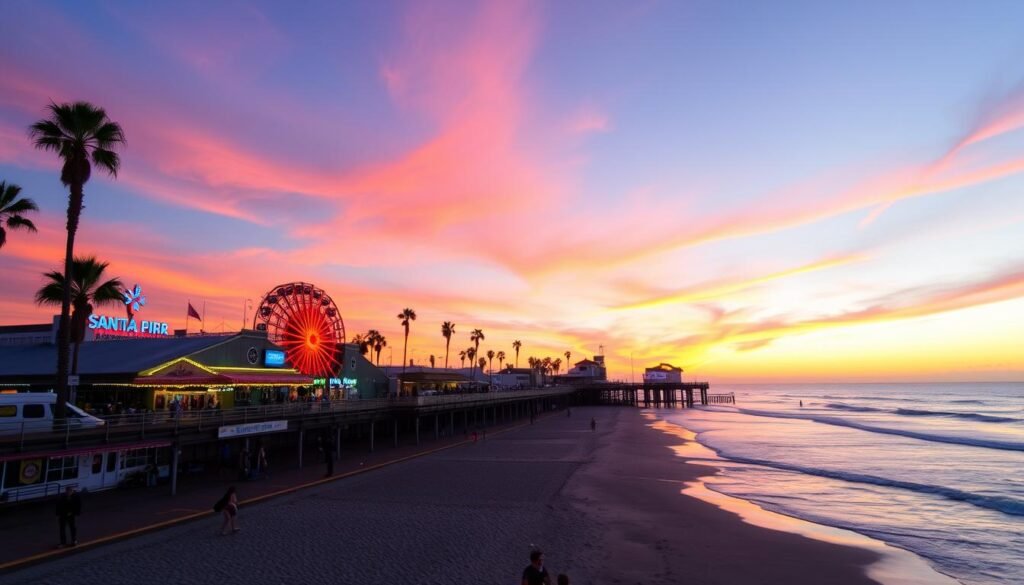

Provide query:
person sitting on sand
left=522, top=549, right=552, bottom=585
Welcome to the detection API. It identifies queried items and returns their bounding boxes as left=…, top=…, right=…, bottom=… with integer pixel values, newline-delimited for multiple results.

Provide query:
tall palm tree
left=459, top=349, right=467, bottom=368
left=397, top=308, right=416, bottom=374
left=513, top=340, right=522, bottom=368
left=497, top=351, right=506, bottom=371
left=441, top=321, right=455, bottom=368
left=0, top=181, right=39, bottom=249
left=553, top=358, right=562, bottom=375
left=30, top=102, right=125, bottom=418
left=565, top=351, right=571, bottom=371
left=486, top=350, right=495, bottom=374
left=470, top=329, right=484, bottom=377
left=35, top=256, right=124, bottom=381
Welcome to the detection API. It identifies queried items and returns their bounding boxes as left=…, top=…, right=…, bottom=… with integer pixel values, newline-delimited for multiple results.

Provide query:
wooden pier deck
left=573, top=382, right=734, bottom=408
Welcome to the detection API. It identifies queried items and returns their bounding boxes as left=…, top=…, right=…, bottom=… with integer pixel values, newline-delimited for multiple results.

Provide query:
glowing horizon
left=1, top=2, right=1023, bottom=383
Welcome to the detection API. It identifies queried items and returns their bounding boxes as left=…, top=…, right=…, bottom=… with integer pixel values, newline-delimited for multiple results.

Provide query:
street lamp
left=242, top=298, right=253, bottom=331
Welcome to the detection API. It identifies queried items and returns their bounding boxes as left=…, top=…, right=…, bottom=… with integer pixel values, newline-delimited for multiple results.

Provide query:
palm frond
left=5, top=216, right=37, bottom=232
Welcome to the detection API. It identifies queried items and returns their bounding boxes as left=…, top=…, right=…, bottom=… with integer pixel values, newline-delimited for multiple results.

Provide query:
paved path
left=2, top=408, right=605, bottom=585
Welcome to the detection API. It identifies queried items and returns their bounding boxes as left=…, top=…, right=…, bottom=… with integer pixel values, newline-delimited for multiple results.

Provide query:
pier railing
left=706, top=393, right=736, bottom=405
left=0, top=387, right=574, bottom=452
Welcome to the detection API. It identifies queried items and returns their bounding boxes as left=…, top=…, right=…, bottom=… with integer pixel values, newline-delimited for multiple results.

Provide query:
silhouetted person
left=215, top=486, right=240, bottom=535
left=56, top=485, right=81, bottom=547
left=319, top=433, right=335, bottom=477
left=521, top=549, right=552, bottom=585
left=590, top=417, right=596, bottom=431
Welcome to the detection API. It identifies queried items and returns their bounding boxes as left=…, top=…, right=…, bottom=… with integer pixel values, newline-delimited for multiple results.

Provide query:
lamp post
left=242, top=299, right=253, bottom=331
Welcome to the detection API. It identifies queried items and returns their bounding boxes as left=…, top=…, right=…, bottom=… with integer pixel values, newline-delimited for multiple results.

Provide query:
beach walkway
left=0, top=407, right=879, bottom=584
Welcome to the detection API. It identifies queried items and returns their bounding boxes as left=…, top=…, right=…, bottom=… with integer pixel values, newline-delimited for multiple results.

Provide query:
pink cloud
left=565, top=104, right=611, bottom=135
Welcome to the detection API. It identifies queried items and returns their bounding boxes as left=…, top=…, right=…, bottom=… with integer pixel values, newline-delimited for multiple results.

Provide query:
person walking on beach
left=255, top=441, right=269, bottom=478
left=521, top=549, right=552, bottom=585
left=215, top=486, right=240, bottom=535
left=55, top=485, right=82, bottom=548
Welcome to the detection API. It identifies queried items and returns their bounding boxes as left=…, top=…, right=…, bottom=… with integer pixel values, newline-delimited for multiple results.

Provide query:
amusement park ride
left=253, top=282, right=346, bottom=377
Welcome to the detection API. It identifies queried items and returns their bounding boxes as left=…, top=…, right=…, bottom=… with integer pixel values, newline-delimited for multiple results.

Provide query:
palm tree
left=365, top=330, right=380, bottom=363
left=486, top=350, right=495, bottom=373
left=565, top=351, right=571, bottom=371
left=470, top=329, right=484, bottom=377
left=466, top=347, right=477, bottom=377
left=513, top=340, right=522, bottom=368
left=553, top=358, right=562, bottom=375
left=35, top=256, right=124, bottom=382
left=429, top=355, right=435, bottom=368
left=477, top=357, right=487, bottom=373
left=459, top=349, right=467, bottom=368
left=0, top=181, right=39, bottom=250
left=30, top=102, right=125, bottom=418
left=441, top=321, right=455, bottom=368
left=397, top=308, right=416, bottom=374
left=497, top=351, right=506, bottom=371
left=351, top=333, right=370, bottom=357
left=370, top=331, right=387, bottom=366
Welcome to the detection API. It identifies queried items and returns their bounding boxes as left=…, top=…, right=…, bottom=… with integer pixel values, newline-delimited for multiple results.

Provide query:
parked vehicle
left=0, top=392, right=105, bottom=435
left=0, top=444, right=169, bottom=504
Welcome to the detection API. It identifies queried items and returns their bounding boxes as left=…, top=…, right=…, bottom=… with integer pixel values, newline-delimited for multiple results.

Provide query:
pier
left=573, top=382, right=734, bottom=408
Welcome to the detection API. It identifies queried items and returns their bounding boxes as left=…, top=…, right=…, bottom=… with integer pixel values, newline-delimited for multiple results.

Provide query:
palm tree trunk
left=444, top=338, right=450, bottom=369
left=54, top=185, right=83, bottom=419
left=402, top=330, right=408, bottom=375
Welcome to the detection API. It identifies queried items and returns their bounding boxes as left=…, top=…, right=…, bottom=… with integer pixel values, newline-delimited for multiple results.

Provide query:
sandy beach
left=1, top=406, right=885, bottom=584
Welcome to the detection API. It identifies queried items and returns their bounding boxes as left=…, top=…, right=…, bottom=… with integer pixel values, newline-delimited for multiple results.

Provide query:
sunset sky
left=1, top=1, right=1023, bottom=382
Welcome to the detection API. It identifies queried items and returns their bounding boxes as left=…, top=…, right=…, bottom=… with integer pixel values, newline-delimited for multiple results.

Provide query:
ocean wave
left=822, top=394, right=919, bottom=402
left=696, top=446, right=1024, bottom=517
left=825, top=402, right=883, bottom=413
left=894, top=408, right=1018, bottom=423
left=716, top=407, right=1024, bottom=452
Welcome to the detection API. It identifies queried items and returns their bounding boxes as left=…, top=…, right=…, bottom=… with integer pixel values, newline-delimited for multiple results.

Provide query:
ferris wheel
left=253, top=282, right=345, bottom=376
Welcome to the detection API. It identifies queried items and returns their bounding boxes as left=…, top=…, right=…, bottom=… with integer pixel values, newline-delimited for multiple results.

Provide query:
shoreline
left=642, top=410, right=961, bottom=585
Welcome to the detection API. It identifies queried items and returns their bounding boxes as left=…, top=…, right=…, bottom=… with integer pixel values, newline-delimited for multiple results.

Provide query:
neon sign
left=264, top=350, right=286, bottom=367
left=312, top=377, right=342, bottom=386
left=88, top=283, right=170, bottom=337
left=88, top=315, right=169, bottom=335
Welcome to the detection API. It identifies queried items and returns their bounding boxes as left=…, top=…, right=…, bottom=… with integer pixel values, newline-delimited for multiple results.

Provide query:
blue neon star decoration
left=123, top=284, right=146, bottom=318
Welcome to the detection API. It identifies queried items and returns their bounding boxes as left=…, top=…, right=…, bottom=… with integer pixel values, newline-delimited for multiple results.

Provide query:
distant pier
left=573, top=382, right=734, bottom=408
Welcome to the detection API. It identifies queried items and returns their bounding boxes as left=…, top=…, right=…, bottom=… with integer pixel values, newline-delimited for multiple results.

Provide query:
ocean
left=652, top=382, right=1024, bottom=585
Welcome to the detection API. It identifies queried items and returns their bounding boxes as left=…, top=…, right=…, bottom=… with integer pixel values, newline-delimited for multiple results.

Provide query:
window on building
left=46, top=456, right=79, bottom=482
left=23, top=404, right=45, bottom=418
left=92, top=454, right=102, bottom=474
left=106, top=452, right=117, bottom=473
left=0, top=406, right=15, bottom=417
left=122, top=448, right=150, bottom=470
